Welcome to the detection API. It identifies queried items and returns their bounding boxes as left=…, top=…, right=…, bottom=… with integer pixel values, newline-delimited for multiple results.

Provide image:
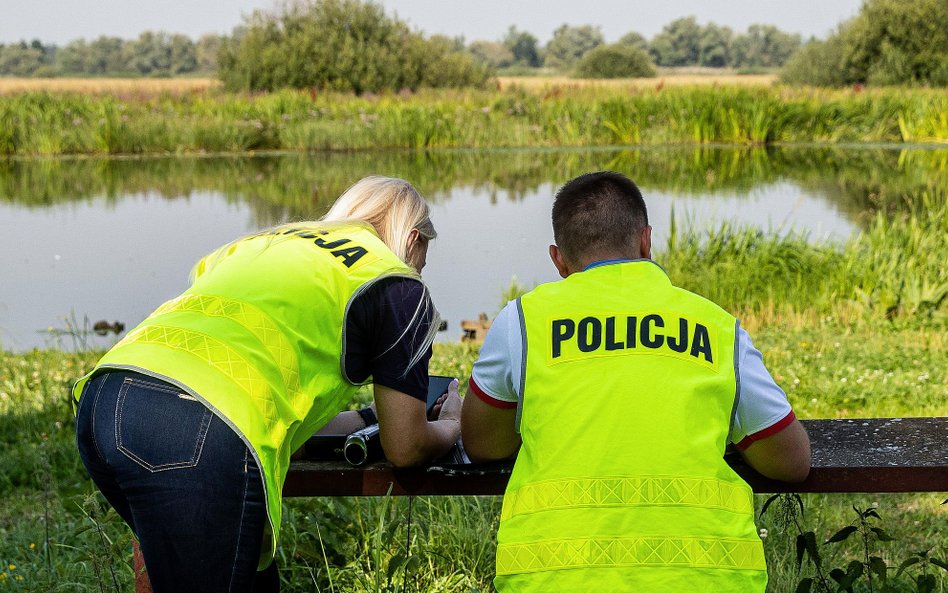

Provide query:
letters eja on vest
left=549, top=313, right=717, bottom=369
left=276, top=228, right=368, bottom=267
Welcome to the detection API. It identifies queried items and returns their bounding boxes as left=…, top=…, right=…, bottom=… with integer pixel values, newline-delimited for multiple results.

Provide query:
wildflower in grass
left=7, top=565, right=14, bottom=571
left=28, top=543, right=35, bottom=550
left=759, top=528, right=768, bottom=539
left=15, top=576, right=23, bottom=582
left=0, top=572, right=6, bottom=581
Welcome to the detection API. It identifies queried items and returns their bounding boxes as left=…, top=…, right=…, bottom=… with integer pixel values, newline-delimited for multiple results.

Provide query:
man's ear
left=549, top=245, right=571, bottom=278
left=640, top=225, right=652, bottom=260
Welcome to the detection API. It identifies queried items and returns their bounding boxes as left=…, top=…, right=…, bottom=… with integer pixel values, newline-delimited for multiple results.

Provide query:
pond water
left=0, top=146, right=944, bottom=350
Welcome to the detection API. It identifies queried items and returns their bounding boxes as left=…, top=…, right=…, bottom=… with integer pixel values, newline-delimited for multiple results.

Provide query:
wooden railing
left=134, top=417, right=948, bottom=593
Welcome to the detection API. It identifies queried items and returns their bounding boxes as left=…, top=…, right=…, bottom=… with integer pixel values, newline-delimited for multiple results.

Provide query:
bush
left=780, top=35, right=849, bottom=87
left=217, top=0, right=490, bottom=93
left=572, top=44, right=656, bottom=79
left=781, top=0, right=948, bottom=86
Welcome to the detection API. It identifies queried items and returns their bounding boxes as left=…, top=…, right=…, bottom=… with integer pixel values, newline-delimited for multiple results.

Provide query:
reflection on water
left=1, top=146, right=944, bottom=350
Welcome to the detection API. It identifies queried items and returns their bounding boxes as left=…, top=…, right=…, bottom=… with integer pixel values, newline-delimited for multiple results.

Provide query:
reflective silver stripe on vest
left=149, top=294, right=301, bottom=402
left=501, top=476, right=755, bottom=521
left=496, top=535, right=767, bottom=575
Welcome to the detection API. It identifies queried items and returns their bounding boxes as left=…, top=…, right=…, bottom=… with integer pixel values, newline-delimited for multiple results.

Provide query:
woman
left=74, top=176, right=461, bottom=592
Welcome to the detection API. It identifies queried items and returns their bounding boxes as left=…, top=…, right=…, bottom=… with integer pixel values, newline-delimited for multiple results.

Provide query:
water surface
left=1, top=146, right=943, bottom=350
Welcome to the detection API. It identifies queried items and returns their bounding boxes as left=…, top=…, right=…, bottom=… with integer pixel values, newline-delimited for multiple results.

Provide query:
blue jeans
left=76, top=370, right=279, bottom=593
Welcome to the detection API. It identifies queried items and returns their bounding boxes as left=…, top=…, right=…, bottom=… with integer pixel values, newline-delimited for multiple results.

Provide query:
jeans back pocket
left=116, top=377, right=213, bottom=472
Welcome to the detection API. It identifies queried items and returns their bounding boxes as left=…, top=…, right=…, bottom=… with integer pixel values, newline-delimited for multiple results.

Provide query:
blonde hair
left=192, top=176, right=441, bottom=378
left=321, top=176, right=441, bottom=375
left=320, top=176, right=437, bottom=264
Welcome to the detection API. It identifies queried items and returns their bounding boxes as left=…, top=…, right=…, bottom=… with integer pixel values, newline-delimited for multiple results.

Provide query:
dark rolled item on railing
left=343, top=423, right=383, bottom=466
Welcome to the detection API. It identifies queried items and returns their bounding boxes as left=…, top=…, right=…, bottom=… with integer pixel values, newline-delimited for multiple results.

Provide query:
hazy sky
left=0, top=0, right=862, bottom=46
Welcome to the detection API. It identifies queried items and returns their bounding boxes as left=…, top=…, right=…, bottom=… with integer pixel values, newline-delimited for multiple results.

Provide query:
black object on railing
left=343, top=424, right=383, bottom=466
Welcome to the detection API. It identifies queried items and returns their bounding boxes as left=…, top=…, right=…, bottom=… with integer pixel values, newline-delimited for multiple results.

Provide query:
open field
left=497, top=72, right=777, bottom=90
left=0, top=73, right=775, bottom=97
left=0, top=77, right=219, bottom=98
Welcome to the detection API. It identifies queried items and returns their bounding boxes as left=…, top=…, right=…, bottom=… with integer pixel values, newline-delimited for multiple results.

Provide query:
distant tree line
left=3, top=0, right=942, bottom=87
left=0, top=33, right=222, bottom=77
left=0, top=3, right=799, bottom=82
left=465, top=17, right=802, bottom=77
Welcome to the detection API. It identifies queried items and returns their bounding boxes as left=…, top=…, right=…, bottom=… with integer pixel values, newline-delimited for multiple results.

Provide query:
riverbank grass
left=1, top=84, right=946, bottom=156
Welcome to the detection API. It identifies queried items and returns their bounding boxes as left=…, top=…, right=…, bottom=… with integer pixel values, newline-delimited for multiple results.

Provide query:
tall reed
left=1, top=85, right=945, bottom=156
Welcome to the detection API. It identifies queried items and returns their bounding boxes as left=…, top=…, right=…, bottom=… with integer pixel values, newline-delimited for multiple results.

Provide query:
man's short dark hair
left=552, top=171, right=649, bottom=265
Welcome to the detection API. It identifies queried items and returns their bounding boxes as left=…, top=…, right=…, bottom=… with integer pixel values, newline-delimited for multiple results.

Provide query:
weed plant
left=0, top=85, right=946, bottom=157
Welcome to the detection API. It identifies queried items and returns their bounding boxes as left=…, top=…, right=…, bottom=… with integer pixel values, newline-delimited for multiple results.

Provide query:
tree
left=195, top=33, right=222, bottom=73
left=56, top=39, right=90, bottom=74
left=698, top=23, right=732, bottom=67
left=0, top=42, right=44, bottom=76
left=128, top=31, right=174, bottom=75
left=731, top=24, right=801, bottom=68
left=617, top=31, right=649, bottom=53
left=503, top=26, right=541, bottom=67
left=573, top=43, right=655, bottom=79
left=846, top=0, right=948, bottom=85
left=217, top=0, right=489, bottom=93
left=169, top=34, right=197, bottom=75
left=468, top=40, right=514, bottom=68
left=649, top=16, right=701, bottom=67
left=544, top=24, right=604, bottom=70
left=86, top=36, right=128, bottom=74
left=781, top=0, right=948, bottom=86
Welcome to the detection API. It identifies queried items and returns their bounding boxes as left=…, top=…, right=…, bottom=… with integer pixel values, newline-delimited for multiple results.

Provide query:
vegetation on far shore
left=0, top=84, right=946, bottom=157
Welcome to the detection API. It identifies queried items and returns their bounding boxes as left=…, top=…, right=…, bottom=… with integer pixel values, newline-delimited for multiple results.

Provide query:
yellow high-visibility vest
left=495, top=260, right=766, bottom=592
left=73, top=222, right=418, bottom=566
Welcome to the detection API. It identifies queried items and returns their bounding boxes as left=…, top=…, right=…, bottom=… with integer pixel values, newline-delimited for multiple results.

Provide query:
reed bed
left=662, top=190, right=948, bottom=323
left=1, top=85, right=946, bottom=157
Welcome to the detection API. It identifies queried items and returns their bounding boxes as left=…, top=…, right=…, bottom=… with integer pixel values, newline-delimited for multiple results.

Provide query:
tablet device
left=426, top=375, right=455, bottom=418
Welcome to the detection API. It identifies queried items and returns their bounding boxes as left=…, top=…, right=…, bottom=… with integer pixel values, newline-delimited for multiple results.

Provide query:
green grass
left=0, top=326, right=945, bottom=592
left=0, top=85, right=946, bottom=157
left=1, top=191, right=946, bottom=592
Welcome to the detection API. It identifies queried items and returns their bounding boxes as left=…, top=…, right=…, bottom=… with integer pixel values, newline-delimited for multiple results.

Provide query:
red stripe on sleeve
left=469, top=377, right=517, bottom=409
left=736, top=411, right=797, bottom=451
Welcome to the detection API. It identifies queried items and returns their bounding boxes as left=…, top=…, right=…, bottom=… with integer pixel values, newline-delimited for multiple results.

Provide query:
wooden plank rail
left=133, top=417, right=947, bottom=593
left=285, top=418, right=948, bottom=496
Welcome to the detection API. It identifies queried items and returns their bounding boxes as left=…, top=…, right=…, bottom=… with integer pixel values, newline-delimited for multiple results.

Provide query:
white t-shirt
left=470, top=298, right=795, bottom=449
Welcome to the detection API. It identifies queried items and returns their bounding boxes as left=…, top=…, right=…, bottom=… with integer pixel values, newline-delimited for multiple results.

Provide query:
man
left=461, top=171, right=810, bottom=592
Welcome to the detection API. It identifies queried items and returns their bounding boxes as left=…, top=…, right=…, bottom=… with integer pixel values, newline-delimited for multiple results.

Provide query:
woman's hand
left=374, top=382, right=461, bottom=467
left=437, top=379, right=462, bottom=426
left=428, top=378, right=461, bottom=421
